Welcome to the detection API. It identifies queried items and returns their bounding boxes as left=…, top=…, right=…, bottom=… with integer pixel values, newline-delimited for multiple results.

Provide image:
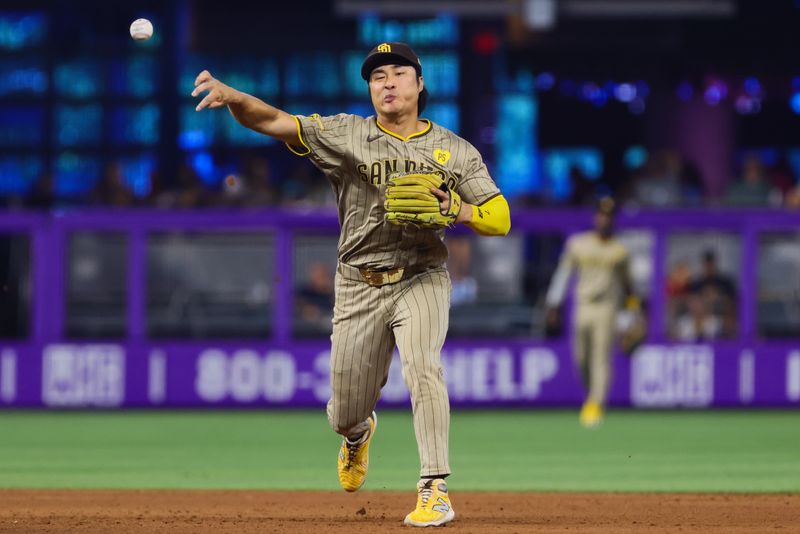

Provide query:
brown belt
left=358, top=267, right=406, bottom=287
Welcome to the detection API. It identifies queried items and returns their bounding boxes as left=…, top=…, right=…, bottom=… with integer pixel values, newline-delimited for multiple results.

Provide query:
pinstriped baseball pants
left=574, top=301, right=616, bottom=405
left=327, top=262, right=452, bottom=478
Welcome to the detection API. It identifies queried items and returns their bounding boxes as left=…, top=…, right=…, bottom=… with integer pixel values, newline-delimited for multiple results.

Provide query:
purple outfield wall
left=0, top=209, right=798, bottom=409
left=0, top=341, right=799, bottom=408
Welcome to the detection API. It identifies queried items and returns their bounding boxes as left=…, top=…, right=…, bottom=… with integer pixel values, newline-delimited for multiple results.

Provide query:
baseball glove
left=384, top=172, right=462, bottom=229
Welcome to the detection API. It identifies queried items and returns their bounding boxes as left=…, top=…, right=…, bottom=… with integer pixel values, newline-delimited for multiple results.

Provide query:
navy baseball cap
left=361, top=42, right=423, bottom=80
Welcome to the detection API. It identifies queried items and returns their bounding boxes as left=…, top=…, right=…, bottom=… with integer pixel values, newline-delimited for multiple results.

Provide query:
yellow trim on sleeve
left=285, top=115, right=311, bottom=156
left=465, top=195, right=511, bottom=236
left=376, top=119, right=431, bottom=141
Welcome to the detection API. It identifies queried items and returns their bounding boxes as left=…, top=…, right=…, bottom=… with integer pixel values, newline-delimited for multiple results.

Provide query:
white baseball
left=129, top=18, right=153, bottom=41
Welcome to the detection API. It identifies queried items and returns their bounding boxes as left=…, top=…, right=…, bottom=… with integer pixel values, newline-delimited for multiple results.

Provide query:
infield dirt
left=1, top=490, right=798, bottom=533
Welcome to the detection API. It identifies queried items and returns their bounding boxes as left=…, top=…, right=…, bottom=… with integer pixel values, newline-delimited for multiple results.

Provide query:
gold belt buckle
left=359, top=267, right=405, bottom=287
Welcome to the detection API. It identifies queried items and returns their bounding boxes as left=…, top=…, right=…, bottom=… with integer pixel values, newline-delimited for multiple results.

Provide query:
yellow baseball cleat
left=337, top=411, right=377, bottom=492
left=579, top=400, right=604, bottom=428
left=403, top=478, right=455, bottom=527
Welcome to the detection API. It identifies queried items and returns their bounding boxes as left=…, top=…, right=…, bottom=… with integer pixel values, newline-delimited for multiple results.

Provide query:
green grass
left=0, top=410, right=798, bottom=492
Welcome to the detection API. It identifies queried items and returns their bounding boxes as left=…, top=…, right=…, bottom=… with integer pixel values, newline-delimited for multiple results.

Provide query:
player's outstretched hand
left=192, top=70, right=238, bottom=111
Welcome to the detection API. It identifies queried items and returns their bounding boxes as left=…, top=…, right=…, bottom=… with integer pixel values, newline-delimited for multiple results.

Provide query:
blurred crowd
left=13, top=154, right=337, bottom=211
left=666, top=250, right=737, bottom=341
left=295, top=261, right=335, bottom=335
left=627, top=150, right=800, bottom=210
left=513, top=148, right=800, bottom=211
left=5, top=147, right=800, bottom=211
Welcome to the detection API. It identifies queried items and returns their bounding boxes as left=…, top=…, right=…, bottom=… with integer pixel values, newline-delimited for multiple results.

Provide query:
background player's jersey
left=547, top=232, right=630, bottom=307
left=288, top=113, right=500, bottom=270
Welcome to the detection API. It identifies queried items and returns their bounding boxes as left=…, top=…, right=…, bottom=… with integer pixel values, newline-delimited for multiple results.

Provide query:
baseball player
left=192, top=42, right=511, bottom=526
left=545, top=198, right=637, bottom=427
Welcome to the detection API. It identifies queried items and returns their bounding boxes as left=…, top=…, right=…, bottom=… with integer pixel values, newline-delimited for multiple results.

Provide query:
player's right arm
left=544, top=237, right=576, bottom=330
left=192, top=70, right=300, bottom=146
left=546, top=239, right=576, bottom=307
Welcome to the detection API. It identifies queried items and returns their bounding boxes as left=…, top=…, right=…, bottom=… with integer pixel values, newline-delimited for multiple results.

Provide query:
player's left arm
left=462, top=195, right=511, bottom=236
left=617, top=246, right=646, bottom=355
left=433, top=143, right=510, bottom=236
left=429, top=189, right=510, bottom=235
left=619, top=249, right=640, bottom=310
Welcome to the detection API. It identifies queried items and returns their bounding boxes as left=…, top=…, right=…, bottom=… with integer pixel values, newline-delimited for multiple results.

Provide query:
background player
left=192, top=41, right=511, bottom=526
left=545, top=198, right=637, bottom=427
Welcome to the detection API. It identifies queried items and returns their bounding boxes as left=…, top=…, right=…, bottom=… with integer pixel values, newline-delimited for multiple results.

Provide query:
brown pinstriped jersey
left=563, top=231, right=630, bottom=306
left=289, top=113, right=501, bottom=270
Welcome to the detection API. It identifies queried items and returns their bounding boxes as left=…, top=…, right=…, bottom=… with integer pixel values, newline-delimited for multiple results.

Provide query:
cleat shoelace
left=344, top=431, right=367, bottom=469
left=345, top=442, right=360, bottom=468
left=419, top=485, right=433, bottom=508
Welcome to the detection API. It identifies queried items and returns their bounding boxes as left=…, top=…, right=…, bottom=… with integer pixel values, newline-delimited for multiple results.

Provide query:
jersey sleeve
left=286, top=113, right=356, bottom=176
left=545, top=237, right=577, bottom=307
left=456, top=143, right=501, bottom=206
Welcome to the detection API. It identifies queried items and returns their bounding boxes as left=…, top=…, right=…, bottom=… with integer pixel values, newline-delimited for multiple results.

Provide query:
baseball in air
left=129, top=18, right=153, bottom=41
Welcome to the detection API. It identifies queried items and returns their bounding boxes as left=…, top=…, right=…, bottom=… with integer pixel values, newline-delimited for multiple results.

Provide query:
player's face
left=594, top=212, right=614, bottom=237
left=368, top=65, right=422, bottom=117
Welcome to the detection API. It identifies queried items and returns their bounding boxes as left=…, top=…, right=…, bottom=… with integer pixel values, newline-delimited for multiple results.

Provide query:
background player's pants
left=327, top=263, right=451, bottom=478
left=573, top=301, right=617, bottom=406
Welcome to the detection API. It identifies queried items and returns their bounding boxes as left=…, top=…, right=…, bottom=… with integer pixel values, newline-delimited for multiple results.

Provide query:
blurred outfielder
left=192, top=42, right=511, bottom=526
left=545, top=198, right=642, bottom=427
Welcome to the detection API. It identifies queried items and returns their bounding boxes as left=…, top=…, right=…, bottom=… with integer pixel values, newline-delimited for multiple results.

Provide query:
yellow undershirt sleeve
left=465, top=195, right=511, bottom=236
